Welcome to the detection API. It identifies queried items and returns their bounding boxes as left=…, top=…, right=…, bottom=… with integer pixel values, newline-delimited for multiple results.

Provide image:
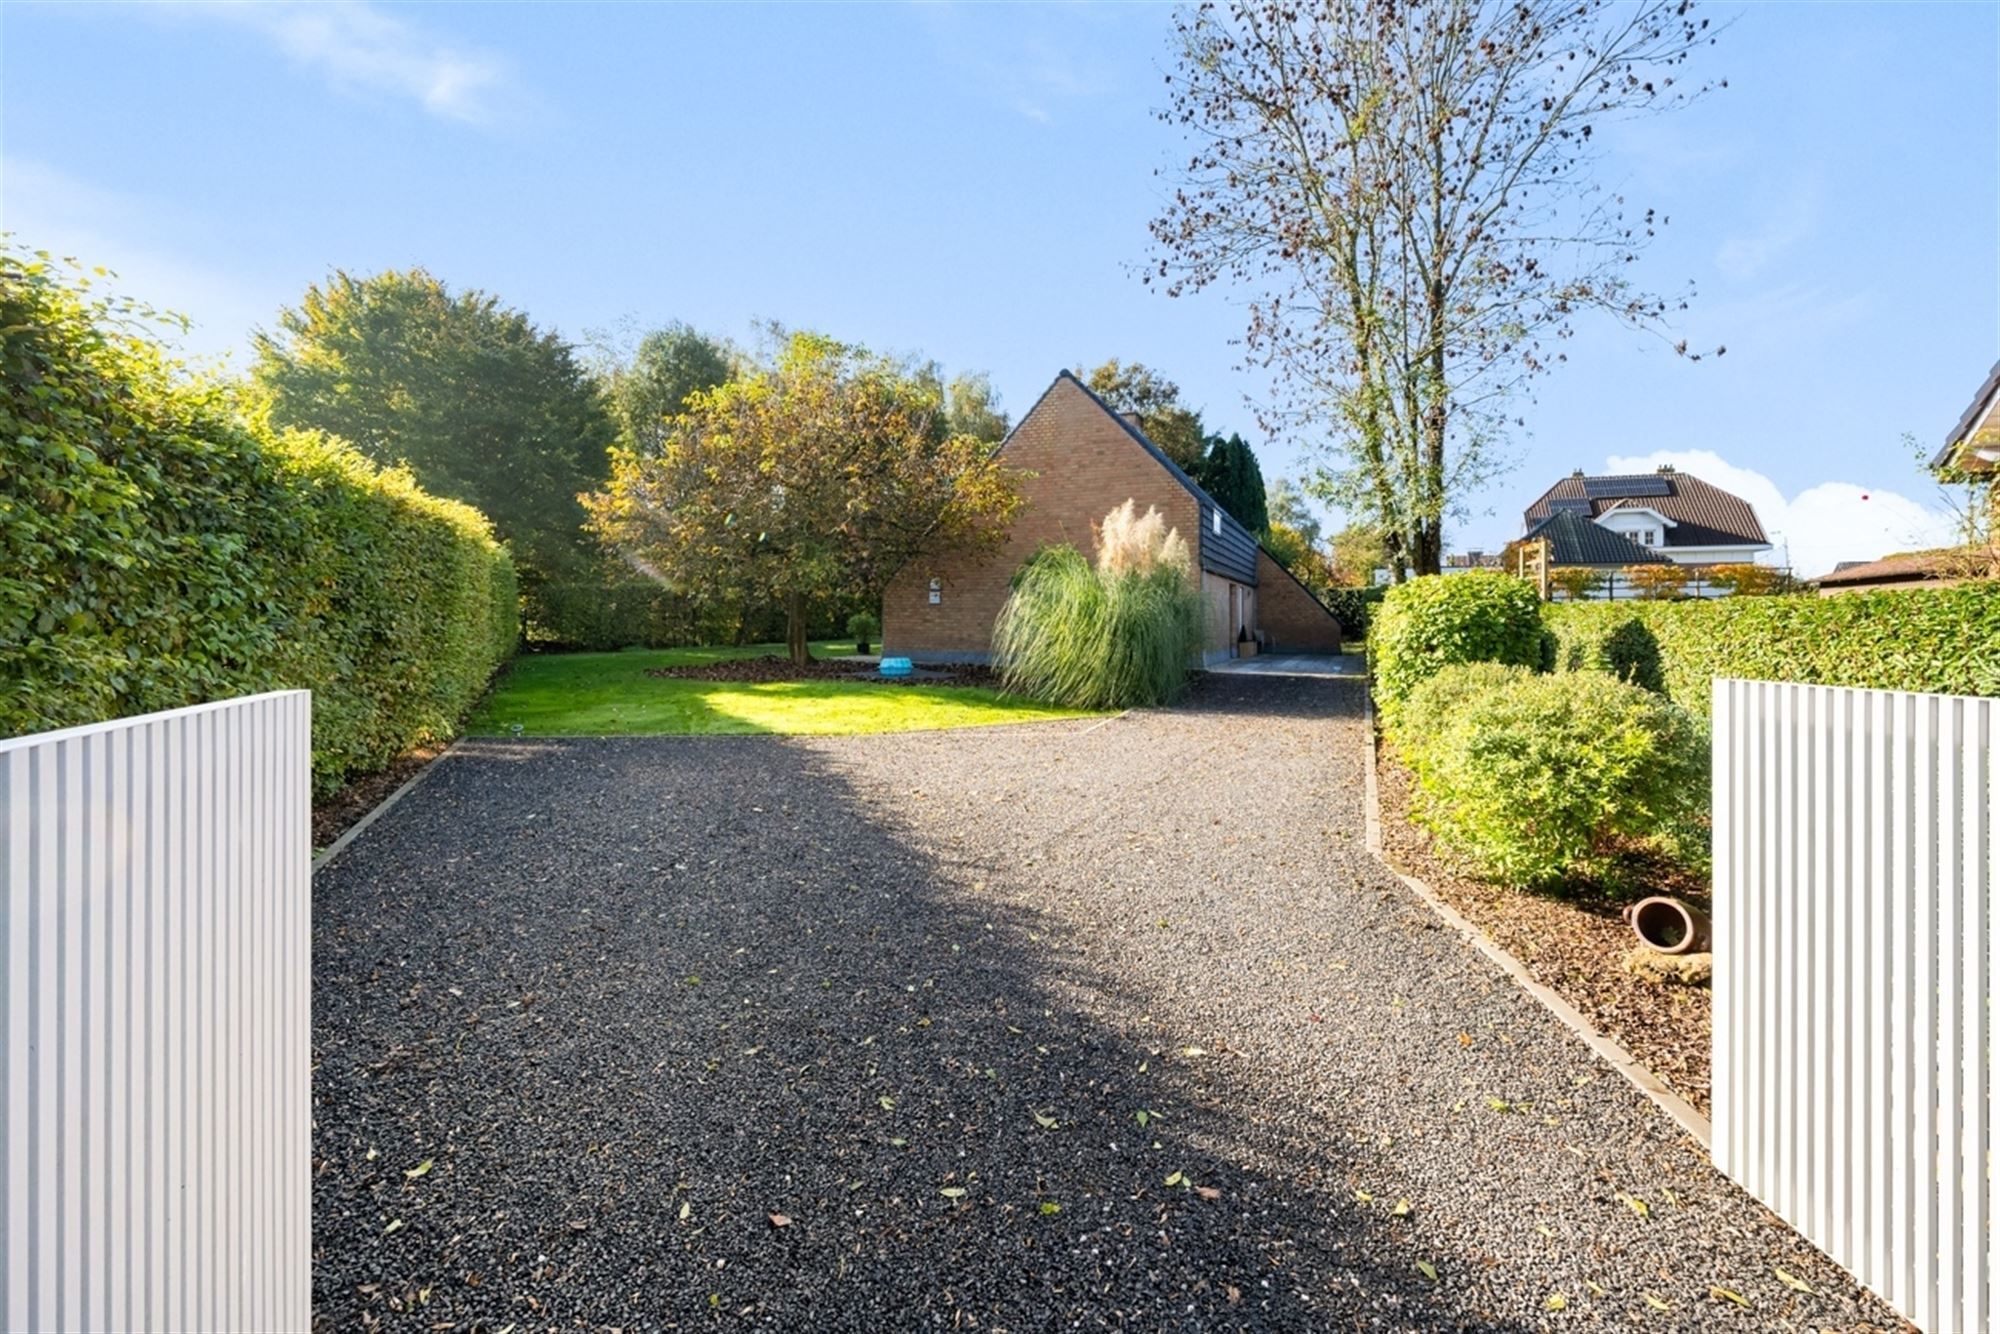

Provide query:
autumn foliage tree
left=1150, top=0, right=1722, bottom=576
left=584, top=334, right=1024, bottom=664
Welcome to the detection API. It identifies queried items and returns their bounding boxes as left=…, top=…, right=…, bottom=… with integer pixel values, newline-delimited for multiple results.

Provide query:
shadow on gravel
left=312, top=731, right=1531, bottom=1331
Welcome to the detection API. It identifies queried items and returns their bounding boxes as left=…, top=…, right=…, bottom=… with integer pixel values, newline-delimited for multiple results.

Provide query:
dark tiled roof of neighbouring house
left=1934, top=358, right=2000, bottom=471
left=1052, top=369, right=1261, bottom=585
left=1522, top=469, right=1769, bottom=549
left=1521, top=511, right=1670, bottom=567
left=1815, top=552, right=1957, bottom=587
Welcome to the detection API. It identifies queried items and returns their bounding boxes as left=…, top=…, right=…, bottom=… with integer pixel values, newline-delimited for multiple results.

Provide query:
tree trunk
left=786, top=592, right=809, bottom=666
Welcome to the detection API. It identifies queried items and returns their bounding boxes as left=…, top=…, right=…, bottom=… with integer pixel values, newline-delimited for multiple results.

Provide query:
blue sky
left=4, top=1, right=1995, bottom=575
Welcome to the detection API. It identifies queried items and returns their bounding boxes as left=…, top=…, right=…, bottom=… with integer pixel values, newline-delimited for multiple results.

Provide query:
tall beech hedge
left=1370, top=571, right=1546, bottom=713
left=1543, top=583, right=2000, bottom=718
left=2, top=254, right=517, bottom=792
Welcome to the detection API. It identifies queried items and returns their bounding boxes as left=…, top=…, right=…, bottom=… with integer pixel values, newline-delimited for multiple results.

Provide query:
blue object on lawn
left=879, top=656, right=914, bottom=678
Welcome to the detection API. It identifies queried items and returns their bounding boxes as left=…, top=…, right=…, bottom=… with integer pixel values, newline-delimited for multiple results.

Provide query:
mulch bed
left=648, top=654, right=999, bottom=689
left=311, top=744, right=448, bottom=853
left=1372, top=739, right=1716, bottom=1116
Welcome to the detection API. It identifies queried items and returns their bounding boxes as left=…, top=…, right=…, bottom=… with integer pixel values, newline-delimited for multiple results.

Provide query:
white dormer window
left=1642, top=529, right=1657, bottom=546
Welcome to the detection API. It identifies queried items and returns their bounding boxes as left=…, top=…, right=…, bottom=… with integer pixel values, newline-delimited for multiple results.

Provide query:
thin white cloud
left=185, top=1, right=512, bottom=124
left=1715, top=175, right=1823, bottom=281
left=913, top=6, right=1116, bottom=125
left=1603, top=448, right=1959, bottom=579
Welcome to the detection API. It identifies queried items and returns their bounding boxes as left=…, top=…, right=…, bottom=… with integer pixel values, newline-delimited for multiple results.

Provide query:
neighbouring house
left=881, top=370, right=1344, bottom=664
left=1522, top=466, right=1772, bottom=565
left=1819, top=360, right=2000, bottom=594
left=1442, top=550, right=1504, bottom=573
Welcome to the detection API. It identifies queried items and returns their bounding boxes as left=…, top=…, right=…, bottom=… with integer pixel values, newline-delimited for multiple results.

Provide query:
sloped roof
left=1522, top=469, right=1769, bottom=548
left=1522, top=511, right=1670, bottom=567
left=1814, top=553, right=1955, bottom=588
left=1934, top=358, right=2000, bottom=472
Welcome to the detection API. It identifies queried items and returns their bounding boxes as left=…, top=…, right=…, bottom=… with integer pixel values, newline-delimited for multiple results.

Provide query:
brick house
left=882, top=370, right=1343, bottom=664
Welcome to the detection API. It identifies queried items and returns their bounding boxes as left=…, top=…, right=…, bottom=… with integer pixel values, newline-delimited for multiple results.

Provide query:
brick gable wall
left=1255, top=548, right=1345, bottom=651
left=883, top=376, right=1204, bottom=660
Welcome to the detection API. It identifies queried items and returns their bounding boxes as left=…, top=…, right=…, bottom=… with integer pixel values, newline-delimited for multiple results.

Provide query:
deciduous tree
left=253, top=269, right=615, bottom=581
left=584, top=334, right=1024, bottom=664
left=1151, top=0, right=1721, bottom=576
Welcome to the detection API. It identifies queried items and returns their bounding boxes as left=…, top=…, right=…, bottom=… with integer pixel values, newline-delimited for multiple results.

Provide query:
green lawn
left=468, top=642, right=1096, bottom=737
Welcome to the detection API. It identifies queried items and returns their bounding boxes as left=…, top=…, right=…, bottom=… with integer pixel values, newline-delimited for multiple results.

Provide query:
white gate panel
left=1714, top=678, right=1995, bottom=1332
left=1, top=691, right=311, bottom=1332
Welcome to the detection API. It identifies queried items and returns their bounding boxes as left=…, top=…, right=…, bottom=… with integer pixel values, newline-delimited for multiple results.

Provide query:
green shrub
left=526, top=576, right=848, bottom=651
left=1544, top=584, right=2000, bottom=719
left=1, top=252, right=518, bottom=793
left=1371, top=572, right=1545, bottom=715
left=994, top=543, right=1203, bottom=709
left=1321, top=585, right=1387, bottom=641
left=1402, top=669, right=1708, bottom=889
left=1389, top=661, right=1534, bottom=767
left=846, top=610, right=880, bottom=653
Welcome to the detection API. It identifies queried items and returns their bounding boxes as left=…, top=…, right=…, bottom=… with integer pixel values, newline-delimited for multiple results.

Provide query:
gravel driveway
left=313, top=673, right=1898, bottom=1331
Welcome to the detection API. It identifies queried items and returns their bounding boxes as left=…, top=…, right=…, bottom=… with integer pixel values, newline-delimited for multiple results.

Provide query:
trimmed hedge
left=1396, top=664, right=1709, bottom=889
left=1544, top=583, right=2000, bottom=719
left=1370, top=572, right=1545, bottom=714
left=2, top=254, right=518, bottom=793
left=526, top=577, right=851, bottom=651
left=1320, top=585, right=1386, bottom=641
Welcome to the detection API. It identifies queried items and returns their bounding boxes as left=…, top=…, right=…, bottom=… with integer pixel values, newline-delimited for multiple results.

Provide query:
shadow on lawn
left=310, top=720, right=1528, bottom=1330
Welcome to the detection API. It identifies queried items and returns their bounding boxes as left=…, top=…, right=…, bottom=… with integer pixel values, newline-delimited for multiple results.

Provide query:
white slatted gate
left=1713, top=678, right=1996, bottom=1332
left=0, top=691, right=312, bottom=1332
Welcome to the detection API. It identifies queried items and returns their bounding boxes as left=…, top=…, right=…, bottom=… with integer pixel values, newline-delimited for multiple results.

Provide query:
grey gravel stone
left=313, top=674, right=1902, bottom=1331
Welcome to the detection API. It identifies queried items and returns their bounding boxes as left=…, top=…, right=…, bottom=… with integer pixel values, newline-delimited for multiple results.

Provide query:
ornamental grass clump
left=994, top=502, right=1204, bottom=709
left=1399, top=665, right=1708, bottom=891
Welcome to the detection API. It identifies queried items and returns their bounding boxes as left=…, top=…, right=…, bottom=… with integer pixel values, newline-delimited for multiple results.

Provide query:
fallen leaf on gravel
left=1181, top=1046, right=1207, bottom=1058
left=1391, top=1198, right=1412, bottom=1217
left=404, top=1159, right=434, bottom=1179
left=678, top=1202, right=691, bottom=1222
left=1164, top=1171, right=1185, bottom=1187
left=1773, top=1268, right=1814, bottom=1294
left=1031, top=1109, right=1060, bottom=1130
left=1226, top=1285, right=1241, bottom=1304
left=1195, top=1186, right=1221, bottom=1201
left=1486, top=1097, right=1512, bottom=1112
left=1709, top=1286, right=1751, bottom=1308
left=1457, top=1032, right=1471, bottom=1047
left=365, top=1147, right=379, bottom=1161
left=383, top=1219, right=404, bottom=1235
left=1545, top=1294, right=1567, bottom=1311
left=939, top=1187, right=966, bottom=1200
left=1619, top=1193, right=1650, bottom=1219
left=1415, top=1261, right=1437, bottom=1282
left=1039, top=1202, right=1061, bottom=1215
left=1585, top=1280, right=1606, bottom=1297
left=878, top=1096, right=895, bottom=1111
left=1353, top=1189, right=1373, bottom=1203
left=1535, top=1224, right=1555, bottom=1239
left=1643, top=1293, right=1670, bottom=1311
left=568, top=1220, right=588, bottom=1232
left=889, top=1137, right=907, bottom=1147
left=768, top=1213, right=792, bottom=1228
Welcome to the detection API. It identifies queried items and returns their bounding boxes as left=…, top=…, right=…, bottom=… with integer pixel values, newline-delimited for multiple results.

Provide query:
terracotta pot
left=1622, top=896, right=1711, bottom=955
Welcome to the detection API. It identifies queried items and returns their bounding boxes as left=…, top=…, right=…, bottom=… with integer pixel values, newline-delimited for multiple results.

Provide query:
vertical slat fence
left=1, top=691, right=311, bottom=1332
left=1714, top=678, right=1995, bottom=1332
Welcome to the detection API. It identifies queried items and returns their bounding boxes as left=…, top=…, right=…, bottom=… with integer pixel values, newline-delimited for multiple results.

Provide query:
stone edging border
left=312, top=741, right=461, bottom=875
left=1359, top=688, right=1713, bottom=1151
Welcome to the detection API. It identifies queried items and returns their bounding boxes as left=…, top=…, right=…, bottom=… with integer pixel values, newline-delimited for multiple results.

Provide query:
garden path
left=312, top=673, right=1892, bottom=1330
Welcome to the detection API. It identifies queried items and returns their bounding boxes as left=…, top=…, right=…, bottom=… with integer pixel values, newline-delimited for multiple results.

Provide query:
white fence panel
left=1, top=691, right=311, bottom=1332
left=1714, top=678, right=1995, bottom=1333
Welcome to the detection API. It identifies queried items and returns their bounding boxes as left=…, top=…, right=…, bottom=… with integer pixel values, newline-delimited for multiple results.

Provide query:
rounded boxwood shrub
left=1406, top=667, right=1708, bottom=890
left=1371, top=572, right=1545, bottom=716
left=1388, top=661, right=1534, bottom=765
